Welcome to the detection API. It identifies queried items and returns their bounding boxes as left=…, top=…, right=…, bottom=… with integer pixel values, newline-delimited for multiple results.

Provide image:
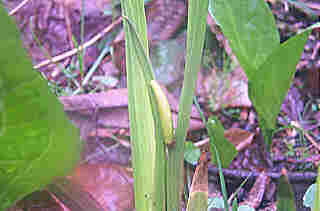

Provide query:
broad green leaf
left=210, top=0, right=280, bottom=80
left=277, top=173, right=296, bottom=211
left=207, top=116, right=238, bottom=168
left=248, top=24, right=319, bottom=147
left=0, top=6, right=81, bottom=210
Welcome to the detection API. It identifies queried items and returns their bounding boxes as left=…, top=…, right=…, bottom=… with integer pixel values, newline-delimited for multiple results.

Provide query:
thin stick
left=194, top=138, right=209, bottom=147
left=305, top=132, right=320, bottom=152
left=9, top=0, right=32, bottom=16
left=33, top=17, right=122, bottom=69
left=291, top=121, right=320, bottom=151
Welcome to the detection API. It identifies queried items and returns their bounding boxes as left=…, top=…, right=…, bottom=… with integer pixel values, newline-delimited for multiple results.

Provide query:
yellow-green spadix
left=150, top=80, right=174, bottom=145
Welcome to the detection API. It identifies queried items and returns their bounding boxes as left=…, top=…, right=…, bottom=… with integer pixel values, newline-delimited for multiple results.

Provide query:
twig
left=194, top=138, right=209, bottom=147
left=33, top=17, right=122, bottom=69
left=291, top=121, right=320, bottom=151
left=208, top=166, right=317, bottom=182
left=9, top=0, right=32, bottom=16
left=304, top=132, right=320, bottom=151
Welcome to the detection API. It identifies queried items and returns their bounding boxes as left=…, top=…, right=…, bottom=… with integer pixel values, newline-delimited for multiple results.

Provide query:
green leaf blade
left=277, top=173, right=296, bottom=211
left=0, top=6, right=81, bottom=209
left=210, top=0, right=280, bottom=80
left=166, top=0, right=209, bottom=210
left=249, top=26, right=316, bottom=147
left=207, top=116, right=238, bottom=168
left=121, top=1, right=167, bottom=211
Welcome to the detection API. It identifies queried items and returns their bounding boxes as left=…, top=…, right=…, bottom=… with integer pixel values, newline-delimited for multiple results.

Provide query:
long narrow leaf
left=211, top=143, right=230, bottom=211
left=120, top=1, right=165, bottom=211
left=122, top=16, right=154, bottom=81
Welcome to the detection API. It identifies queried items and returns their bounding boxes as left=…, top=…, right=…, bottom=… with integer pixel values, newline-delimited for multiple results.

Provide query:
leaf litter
left=2, top=0, right=320, bottom=210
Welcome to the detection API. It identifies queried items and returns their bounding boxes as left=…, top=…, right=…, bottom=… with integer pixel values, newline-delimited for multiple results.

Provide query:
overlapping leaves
left=210, top=0, right=320, bottom=147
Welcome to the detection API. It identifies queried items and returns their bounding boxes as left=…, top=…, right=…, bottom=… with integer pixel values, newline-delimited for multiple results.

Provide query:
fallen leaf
left=69, top=163, right=134, bottom=211
left=187, top=152, right=208, bottom=211
left=224, top=128, right=255, bottom=151
left=240, top=171, right=270, bottom=209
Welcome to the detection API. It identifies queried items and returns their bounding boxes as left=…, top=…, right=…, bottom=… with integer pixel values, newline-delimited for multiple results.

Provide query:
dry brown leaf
left=69, top=163, right=134, bottom=211
left=60, top=87, right=204, bottom=140
left=240, top=171, right=270, bottom=209
left=224, top=128, right=255, bottom=151
left=190, top=152, right=208, bottom=194
left=187, top=152, right=208, bottom=210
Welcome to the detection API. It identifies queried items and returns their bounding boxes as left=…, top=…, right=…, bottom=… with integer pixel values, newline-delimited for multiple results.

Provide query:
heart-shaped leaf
left=0, top=6, right=81, bottom=209
left=210, top=0, right=280, bottom=80
left=249, top=24, right=319, bottom=147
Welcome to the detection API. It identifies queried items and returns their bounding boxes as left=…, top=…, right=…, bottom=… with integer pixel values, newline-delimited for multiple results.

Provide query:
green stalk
left=166, top=0, right=208, bottom=210
left=120, top=1, right=165, bottom=211
left=121, top=1, right=208, bottom=210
